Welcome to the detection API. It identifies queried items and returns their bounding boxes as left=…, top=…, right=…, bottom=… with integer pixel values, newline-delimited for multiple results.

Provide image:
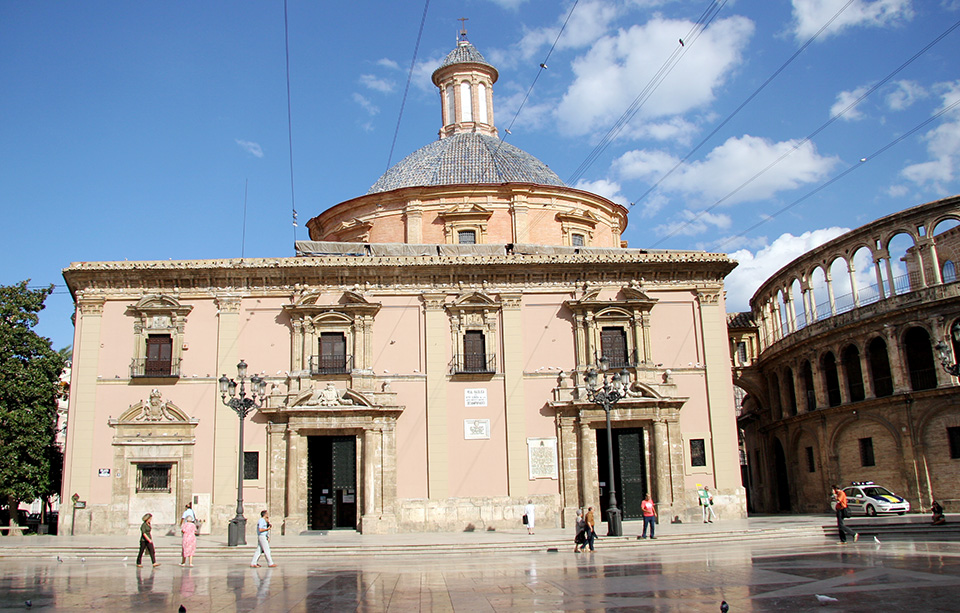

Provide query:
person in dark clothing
left=136, top=513, right=160, bottom=567
left=931, top=500, right=946, bottom=525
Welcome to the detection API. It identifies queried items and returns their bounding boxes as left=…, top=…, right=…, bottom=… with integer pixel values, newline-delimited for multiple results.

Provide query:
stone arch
left=783, top=366, right=798, bottom=417
left=840, top=343, right=866, bottom=402
left=791, top=425, right=824, bottom=512
left=885, top=230, right=920, bottom=295
left=902, top=325, right=937, bottom=391
left=866, top=335, right=894, bottom=397
left=829, top=414, right=906, bottom=495
left=820, top=350, right=842, bottom=407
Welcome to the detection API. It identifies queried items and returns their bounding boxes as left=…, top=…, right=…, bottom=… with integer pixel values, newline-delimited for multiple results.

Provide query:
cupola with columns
left=431, top=24, right=498, bottom=139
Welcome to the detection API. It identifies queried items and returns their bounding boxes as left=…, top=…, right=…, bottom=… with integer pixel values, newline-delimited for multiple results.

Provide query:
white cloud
left=235, top=139, right=263, bottom=158
left=573, top=178, right=628, bottom=205
left=902, top=80, right=960, bottom=188
left=555, top=16, right=754, bottom=137
left=654, top=209, right=731, bottom=237
left=352, top=93, right=379, bottom=116
left=359, top=74, right=395, bottom=93
left=615, top=134, right=840, bottom=206
left=632, top=116, right=701, bottom=144
left=791, top=0, right=914, bottom=41
left=830, top=85, right=871, bottom=120
left=516, top=0, right=622, bottom=61
left=376, top=58, right=400, bottom=70
left=724, top=227, right=850, bottom=311
left=486, top=0, right=529, bottom=9
left=886, top=79, right=927, bottom=110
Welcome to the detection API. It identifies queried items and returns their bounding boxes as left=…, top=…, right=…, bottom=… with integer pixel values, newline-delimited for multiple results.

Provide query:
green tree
left=0, top=281, right=65, bottom=526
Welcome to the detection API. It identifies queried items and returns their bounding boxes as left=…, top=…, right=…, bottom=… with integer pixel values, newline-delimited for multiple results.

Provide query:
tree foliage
left=0, top=281, right=65, bottom=514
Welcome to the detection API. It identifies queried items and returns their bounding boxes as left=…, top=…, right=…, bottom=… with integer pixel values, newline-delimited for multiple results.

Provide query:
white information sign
left=464, top=419, right=491, bottom=440
left=464, top=388, right=488, bottom=407
left=527, top=437, right=559, bottom=480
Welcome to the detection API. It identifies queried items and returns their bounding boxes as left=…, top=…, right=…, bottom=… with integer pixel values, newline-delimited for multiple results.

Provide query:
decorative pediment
left=126, top=295, right=193, bottom=319
left=437, top=203, right=493, bottom=223
left=450, top=291, right=498, bottom=308
left=112, top=389, right=195, bottom=424
left=286, top=384, right=381, bottom=410
left=556, top=208, right=599, bottom=228
left=285, top=291, right=381, bottom=317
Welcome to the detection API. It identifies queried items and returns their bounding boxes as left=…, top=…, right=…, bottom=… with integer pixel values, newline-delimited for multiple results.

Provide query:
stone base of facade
left=394, top=495, right=561, bottom=533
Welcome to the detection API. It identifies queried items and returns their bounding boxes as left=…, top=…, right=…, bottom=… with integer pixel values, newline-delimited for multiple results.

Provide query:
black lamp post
left=935, top=321, right=960, bottom=377
left=219, top=360, right=266, bottom=547
left=584, top=356, right=630, bottom=537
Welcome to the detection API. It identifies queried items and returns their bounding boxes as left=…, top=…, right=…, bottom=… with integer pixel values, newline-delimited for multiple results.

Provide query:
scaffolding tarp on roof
left=295, top=241, right=367, bottom=256
left=367, top=244, right=439, bottom=256
left=438, top=244, right=506, bottom=257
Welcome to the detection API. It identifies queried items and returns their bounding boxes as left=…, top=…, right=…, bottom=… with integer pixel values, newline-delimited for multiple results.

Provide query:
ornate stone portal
left=107, top=390, right=199, bottom=533
left=259, top=383, right=404, bottom=535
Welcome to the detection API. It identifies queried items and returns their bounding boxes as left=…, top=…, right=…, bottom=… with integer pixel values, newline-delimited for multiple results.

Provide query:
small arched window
left=460, top=81, right=473, bottom=122
left=445, top=84, right=456, bottom=125
left=477, top=82, right=488, bottom=123
left=943, top=260, right=956, bottom=283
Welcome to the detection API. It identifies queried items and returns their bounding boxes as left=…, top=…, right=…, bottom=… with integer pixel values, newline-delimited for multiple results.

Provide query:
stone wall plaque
left=527, top=437, right=559, bottom=479
left=465, top=388, right=487, bottom=407
left=464, top=419, right=491, bottom=440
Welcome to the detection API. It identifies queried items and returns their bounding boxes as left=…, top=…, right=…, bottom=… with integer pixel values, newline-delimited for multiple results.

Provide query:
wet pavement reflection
left=3, top=539, right=960, bottom=611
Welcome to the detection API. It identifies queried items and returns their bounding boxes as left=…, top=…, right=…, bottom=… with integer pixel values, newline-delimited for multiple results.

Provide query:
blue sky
left=3, top=0, right=959, bottom=351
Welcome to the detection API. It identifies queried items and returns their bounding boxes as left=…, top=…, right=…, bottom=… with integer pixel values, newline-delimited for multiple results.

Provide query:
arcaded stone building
left=734, top=194, right=960, bottom=514
left=60, top=33, right=745, bottom=537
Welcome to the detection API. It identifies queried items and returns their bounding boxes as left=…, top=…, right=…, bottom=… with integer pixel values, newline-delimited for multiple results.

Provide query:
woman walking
left=180, top=517, right=197, bottom=567
left=136, top=513, right=160, bottom=568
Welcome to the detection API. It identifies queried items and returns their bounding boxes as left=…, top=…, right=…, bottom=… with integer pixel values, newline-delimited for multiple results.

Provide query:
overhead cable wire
left=630, top=0, right=857, bottom=208
left=566, top=0, right=728, bottom=186
left=385, top=0, right=431, bottom=172
left=650, top=16, right=960, bottom=248
left=716, top=97, right=960, bottom=251
left=283, top=0, right=299, bottom=240
left=496, top=0, right=580, bottom=151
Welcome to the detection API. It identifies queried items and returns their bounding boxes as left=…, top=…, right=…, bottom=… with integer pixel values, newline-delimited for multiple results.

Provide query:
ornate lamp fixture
left=584, top=356, right=631, bottom=537
left=219, top=360, right=267, bottom=546
left=934, top=321, right=960, bottom=378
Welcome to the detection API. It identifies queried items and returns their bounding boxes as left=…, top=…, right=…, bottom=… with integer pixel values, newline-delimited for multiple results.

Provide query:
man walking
left=250, top=510, right=277, bottom=567
left=640, top=493, right=657, bottom=539
left=832, top=485, right=858, bottom=544
left=584, top=506, right=596, bottom=551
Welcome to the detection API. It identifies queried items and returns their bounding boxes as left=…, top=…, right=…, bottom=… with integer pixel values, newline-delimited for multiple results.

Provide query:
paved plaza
left=3, top=517, right=960, bottom=611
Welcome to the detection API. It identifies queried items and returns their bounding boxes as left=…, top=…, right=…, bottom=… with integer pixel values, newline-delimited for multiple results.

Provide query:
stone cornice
left=63, top=252, right=736, bottom=296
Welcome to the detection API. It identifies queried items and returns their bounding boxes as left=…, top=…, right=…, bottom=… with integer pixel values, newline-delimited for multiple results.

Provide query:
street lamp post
left=934, top=321, right=960, bottom=377
left=219, top=359, right=266, bottom=547
left=584, top=356, right=630, bottom=537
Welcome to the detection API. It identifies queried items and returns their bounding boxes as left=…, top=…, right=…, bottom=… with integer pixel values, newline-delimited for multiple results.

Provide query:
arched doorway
left=773, top=438, right=791, bottom=512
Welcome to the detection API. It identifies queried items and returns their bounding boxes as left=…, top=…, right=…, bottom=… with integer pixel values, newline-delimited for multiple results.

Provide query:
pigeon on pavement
left=815, top=594, right=838, bottom=605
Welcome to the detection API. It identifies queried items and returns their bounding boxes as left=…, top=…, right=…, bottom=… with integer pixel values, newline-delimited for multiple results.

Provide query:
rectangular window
left=601, top=327, right=629, bottom=369
left=458, top=229, right=476, bottom=244
left=145, top=334, right=173, bottom=376
left=859, top=437, right=875, bottom=467
left=318, top=332, right=347, bottom=373
left=690, top=439, right=706, bottom=467
left=806, top=446, right=816, bottom=473
left=571, top=233, right=585, bottom=246
left=137, top=464, right=171, bottom=493
left=948, top=427, right=960, bottom=459
left=463, top=330, right=487, bottom=372
left=243, top=451, right=259, bottom=480
left=737, top=341, right=747, bottom=364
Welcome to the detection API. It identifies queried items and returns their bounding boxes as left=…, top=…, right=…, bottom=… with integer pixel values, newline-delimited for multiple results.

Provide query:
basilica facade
left=60, top=34, right=745, bottom=536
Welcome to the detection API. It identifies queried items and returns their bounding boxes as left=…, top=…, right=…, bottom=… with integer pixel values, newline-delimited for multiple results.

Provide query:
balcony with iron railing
left=450, top=353, right=496, bottom=375
left=131, top=357, right=182, bottom=378
left=600, top=349, right=641, bottom=370
left=309, top=354, right=354, bottom=375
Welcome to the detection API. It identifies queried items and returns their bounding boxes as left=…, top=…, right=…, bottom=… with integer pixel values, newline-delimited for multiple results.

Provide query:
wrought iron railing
left=309, top=354, right=354, bottom=375
left=451, top=353, right=496, bottom=375
left=130, top=357, right=182, bottom=378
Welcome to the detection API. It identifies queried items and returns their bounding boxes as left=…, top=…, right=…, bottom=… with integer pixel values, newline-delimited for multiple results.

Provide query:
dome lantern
left=430, top=25, right=498, bottom=139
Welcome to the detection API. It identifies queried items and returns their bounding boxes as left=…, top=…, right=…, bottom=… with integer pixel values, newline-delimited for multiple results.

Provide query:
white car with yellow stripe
left=842, top=482, right=910, bottom=516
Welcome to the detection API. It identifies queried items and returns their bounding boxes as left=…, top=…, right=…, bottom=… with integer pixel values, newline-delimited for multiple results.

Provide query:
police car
left=842, top=482, right=910, bottom=516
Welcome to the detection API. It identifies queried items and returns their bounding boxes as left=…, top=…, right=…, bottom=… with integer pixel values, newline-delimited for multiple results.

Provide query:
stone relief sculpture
left=135, top=389, right=177, bottom=421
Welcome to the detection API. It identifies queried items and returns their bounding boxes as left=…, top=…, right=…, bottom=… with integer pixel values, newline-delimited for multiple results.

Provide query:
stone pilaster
left=213, top=295, right=242, bottom=518
left=500, top=293, right=527, bottom=497
left=266, top=423, right=287, bottom=527
left=422, top=293, right=449, bottom=499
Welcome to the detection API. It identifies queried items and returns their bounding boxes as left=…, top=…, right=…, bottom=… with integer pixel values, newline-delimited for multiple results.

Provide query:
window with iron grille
left=571, top=233, right=585, bottom=246
left=806, top=446, right=816, bottom=473
left=318, top=332, right=347, bottom=373
left=458, top=229, right=476, bottom=244
left=737, top=341, right=747, bottom=364
left=948, top=427, right=960, bottom=459
left=137, top=464, right=171, bottom=493
left=690, top=439, right=706, bottom=467
left=463, top=330, right=487, bottom=372
left=244, top=451, right=259, bottom=480
left=601, top=327, right=629, bottom=368
left=145, top=334, right=173, bottom=376
left=859, top=437, right=875, bottom=467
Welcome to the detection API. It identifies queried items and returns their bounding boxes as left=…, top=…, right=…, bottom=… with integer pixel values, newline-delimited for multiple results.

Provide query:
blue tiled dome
left=367, top=133, right=565, bottom=195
